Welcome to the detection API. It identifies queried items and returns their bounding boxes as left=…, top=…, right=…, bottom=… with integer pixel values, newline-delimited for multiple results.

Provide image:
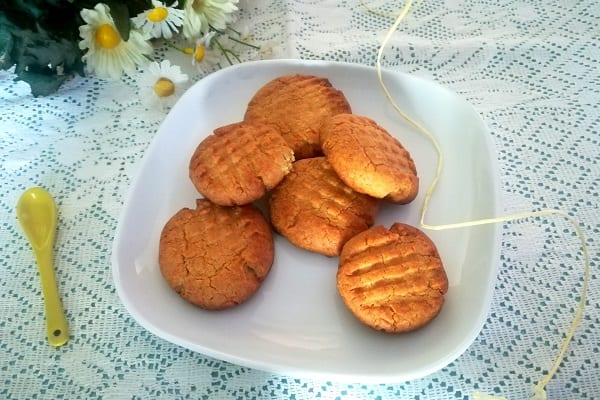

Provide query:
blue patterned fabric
left=1, top=1, right=598, bottom=398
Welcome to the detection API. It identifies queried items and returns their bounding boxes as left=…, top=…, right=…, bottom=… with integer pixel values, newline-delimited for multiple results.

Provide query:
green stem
left=213, top=38, right=235, bottom=65
left=226, top=49, right=242, bottom=63
left=166, top=41, right=189, bottom=54
left=227, top=26, right=241, bottom=36
left=228, top=36, right=260, bottom=50
left=208, top=24, right=226, bottom=35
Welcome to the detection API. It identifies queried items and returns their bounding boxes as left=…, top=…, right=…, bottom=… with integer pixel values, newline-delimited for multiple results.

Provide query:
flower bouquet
left=0, top=0, right=263, bottom=104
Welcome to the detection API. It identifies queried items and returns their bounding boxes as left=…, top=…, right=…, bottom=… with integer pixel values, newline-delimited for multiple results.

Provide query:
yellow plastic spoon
left=16, top=187, right=69, bottom=347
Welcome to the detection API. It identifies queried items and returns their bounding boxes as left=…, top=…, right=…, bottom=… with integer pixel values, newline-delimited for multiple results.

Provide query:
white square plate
left=112, top=59, right=501, bottom=383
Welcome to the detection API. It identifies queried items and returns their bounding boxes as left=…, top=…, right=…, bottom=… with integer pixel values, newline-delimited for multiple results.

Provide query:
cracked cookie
left=337, top=223, right=448, bottom=332
left=189, top=122, right=294, bottom=206
left=269, top=157, right=379, bottom=257
left=244, top=74, right=352, bottom=159
left=159, top=199, right=274, bottom=310
left=320, top=113, right=419, bottom=204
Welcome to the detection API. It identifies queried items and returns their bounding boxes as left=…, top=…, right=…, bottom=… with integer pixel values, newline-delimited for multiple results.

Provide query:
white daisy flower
left=138, top=60, right=189, bottom=110
left=182, top=0, right=239, bottom=38
left=79, top=3, right=153, bottom=79
left=189, top=32, right=221, bottom=74
left=132, top=0, right=185, bottom=39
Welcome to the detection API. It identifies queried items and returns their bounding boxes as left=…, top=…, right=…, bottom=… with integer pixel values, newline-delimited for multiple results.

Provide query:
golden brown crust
left=244, top=74, right=352, bottom=159
left=320, top=113, right=419, bottom=203
left=189, top=122, right=294, bottom=206
left=337, top=223, right=448, bottom=332
left=269, top=157, right=379, bottom=257
left=159, top=199, right=274, bottom=310
left=212, top=121, right=246, bottom=136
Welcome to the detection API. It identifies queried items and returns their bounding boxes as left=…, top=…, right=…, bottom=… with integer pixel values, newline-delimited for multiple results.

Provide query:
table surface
left=1, top=0, right=598, bottom=399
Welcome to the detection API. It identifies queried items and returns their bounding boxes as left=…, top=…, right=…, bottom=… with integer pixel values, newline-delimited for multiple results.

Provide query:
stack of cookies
left=159, top=74, right=448, bottom=333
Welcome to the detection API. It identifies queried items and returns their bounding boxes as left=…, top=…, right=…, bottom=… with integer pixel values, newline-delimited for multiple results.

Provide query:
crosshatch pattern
left=1, top=0, right=598, bottom=399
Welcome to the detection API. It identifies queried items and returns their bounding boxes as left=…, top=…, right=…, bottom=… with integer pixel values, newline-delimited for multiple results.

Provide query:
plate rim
left=111, top=59, right=502, bottom=383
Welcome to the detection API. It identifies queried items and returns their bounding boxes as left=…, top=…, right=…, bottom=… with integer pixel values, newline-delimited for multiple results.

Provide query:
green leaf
left=0, top=28, right=15, bottom=69
left=16, top=70, right=68, bottom=97
left=0, top=11, right=84, bottom=95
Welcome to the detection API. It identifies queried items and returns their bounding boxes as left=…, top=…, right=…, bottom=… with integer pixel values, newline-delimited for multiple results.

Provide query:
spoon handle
left=35, top=248, right=69, bottom=347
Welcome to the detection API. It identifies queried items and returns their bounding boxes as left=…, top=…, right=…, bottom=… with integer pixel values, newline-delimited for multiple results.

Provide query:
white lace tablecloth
left=1, top=0, right=598, bottom=399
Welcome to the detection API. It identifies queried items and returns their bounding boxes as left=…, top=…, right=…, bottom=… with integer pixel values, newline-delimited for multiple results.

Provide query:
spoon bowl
left=16, top=187, right=69, bottom=347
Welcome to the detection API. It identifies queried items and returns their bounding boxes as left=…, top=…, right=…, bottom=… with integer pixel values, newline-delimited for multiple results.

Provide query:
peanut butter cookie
left=244, top=74, right=352, bottom=159
left=337, top=223, right=448, bottom=332
left=269, top=157, right=379, bottom=257
left=189, top=122, right=294, bottom=206
left=320, top=113, right=418, bottom=203
left=159, top=199, right=274, bottom=310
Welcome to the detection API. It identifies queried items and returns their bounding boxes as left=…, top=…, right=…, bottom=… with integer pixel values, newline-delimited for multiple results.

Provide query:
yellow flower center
left=147, top=7, right=168, bottom=22
left=182, top=47, right=194, bottom=55
left=194, top=45, right=206, bottom=62
left=95, top=24, right=121, bottom=49
left=153, top=78, right=175, bottom=97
